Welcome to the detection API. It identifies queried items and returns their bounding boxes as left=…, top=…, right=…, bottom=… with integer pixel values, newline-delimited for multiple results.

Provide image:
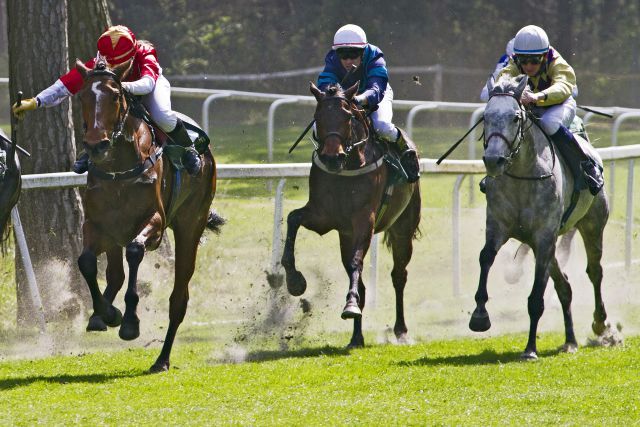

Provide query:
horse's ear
left=485, top=75, right=495, bottom=97
left=514, top=74, right=529, bottom=99
left=310, top=82, right=323, bottom=101
left=112, top=58, right=134, bottom=81
left=75, top=59, right=89, bottom=78
left=344, top=81, right=359, bottom=100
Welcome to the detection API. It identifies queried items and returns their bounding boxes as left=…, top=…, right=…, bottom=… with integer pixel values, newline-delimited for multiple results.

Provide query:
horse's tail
left=206, top=209, right=226, bottom=234
left=381, top=224, right=421, bottom=250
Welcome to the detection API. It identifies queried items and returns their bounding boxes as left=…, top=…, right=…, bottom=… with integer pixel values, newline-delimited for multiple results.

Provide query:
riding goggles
left=515, top=54, right=545, bottom=65
left=337, top=48, right=364, bottom=60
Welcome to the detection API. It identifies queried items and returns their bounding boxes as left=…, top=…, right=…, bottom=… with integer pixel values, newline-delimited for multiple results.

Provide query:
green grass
left=0, top=333, right=638, bottom=425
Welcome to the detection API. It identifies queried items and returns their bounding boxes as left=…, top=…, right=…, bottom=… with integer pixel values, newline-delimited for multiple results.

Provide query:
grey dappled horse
left=470, top=75, right=616, bottom=359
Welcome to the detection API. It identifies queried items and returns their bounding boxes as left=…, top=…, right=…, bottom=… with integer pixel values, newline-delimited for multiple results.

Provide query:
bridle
left=84, top=66, right=162, bottom=181
left=484, top=92, right=555, bottom=181
left=315, top=95, right=370, bottom=154
left=86, top=67, right=130, bottom=144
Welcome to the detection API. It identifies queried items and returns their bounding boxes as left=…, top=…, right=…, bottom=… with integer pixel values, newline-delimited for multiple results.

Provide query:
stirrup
left=182, top=146, right=202, bottom=176
left=73, top=152, right=90, bottom=174
left=400, top=150, right=420, bottom=183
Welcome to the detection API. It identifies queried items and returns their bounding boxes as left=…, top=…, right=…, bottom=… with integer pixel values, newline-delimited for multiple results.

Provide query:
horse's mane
left=491, top=75, right=525, bottom=97
left=325, top=84, right=344, bottom=97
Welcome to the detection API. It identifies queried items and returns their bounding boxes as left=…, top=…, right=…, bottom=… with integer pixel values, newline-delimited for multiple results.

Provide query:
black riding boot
left=168, top=118, right=202, bottom=176
left=550, top=126, right=603, bottom=195
left=73, top=151, right=90, bottom=174
left=395, top=128, right=420, bottom=183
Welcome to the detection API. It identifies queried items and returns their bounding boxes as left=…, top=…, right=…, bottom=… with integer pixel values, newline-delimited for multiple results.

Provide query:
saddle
left=126, top=95, right=211, bottom=171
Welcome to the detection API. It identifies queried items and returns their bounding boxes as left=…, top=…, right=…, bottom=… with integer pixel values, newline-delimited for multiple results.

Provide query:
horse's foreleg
left=470, top=228, right=507, bottom=332
left=150, top=222, right=201, bottom=373
left=78, top=223, right=119, bottom=331
left=120, top=213, right=163, bottom=341
left=281, top=207, right=309, bottom=296
left=522, top=238, right=555, bottom=360
left=549, top=257, right=577, bottom=353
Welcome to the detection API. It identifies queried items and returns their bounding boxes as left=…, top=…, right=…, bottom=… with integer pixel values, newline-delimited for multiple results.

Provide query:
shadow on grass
left=398, top=347, right=561, bottom=367
left=244, top=345, right=351, bottom=363
left=0, top=370, right=147, bottom=391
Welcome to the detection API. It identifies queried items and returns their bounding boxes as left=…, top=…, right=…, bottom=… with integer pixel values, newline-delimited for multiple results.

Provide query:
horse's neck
left=116, top=116, right=148, bottom=164
left=508, top=121, right=553, bottom=176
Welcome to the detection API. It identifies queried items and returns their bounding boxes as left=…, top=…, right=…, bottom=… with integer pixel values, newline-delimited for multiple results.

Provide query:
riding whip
left=289, top=64, right=360, bottom=154
left=436, top=116, right=484, bottom=165
left=4, top=91, right=32, bottom=158
left=577, top=105, right=614, bottom=119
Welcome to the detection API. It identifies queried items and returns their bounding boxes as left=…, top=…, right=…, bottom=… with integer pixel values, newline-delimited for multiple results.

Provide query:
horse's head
left=482, top=74, right=529, bottom=177
left=76, top=58, right=133, bottom=164
left=310, top=81, right=369, bottom=172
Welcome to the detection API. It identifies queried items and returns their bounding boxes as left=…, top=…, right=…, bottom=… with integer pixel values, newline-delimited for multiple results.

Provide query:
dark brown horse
left=75, top=59, right=221, bottom=372
left=0, top=129, right=21, bottom=242
left=281, top=82, right=421, bottom=347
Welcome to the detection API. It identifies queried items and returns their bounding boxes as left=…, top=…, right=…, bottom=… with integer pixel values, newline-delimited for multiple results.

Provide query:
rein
left=316, top=95, right=370, bottom=153
left=85, top=67, right=163, bottom=181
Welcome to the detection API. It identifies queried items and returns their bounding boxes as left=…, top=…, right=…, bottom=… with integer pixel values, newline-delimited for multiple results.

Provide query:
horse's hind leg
left=549, top=257, right=578, bottom=353
left=386, top=188, right=420, bottom=343
left=576, top=199, right=610, bottom=337
left=150, top=222, right=202, bottom=373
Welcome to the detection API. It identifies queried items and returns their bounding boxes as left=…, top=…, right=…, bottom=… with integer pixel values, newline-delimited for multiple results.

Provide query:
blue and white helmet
left=513, top=25, right=549, bottom=55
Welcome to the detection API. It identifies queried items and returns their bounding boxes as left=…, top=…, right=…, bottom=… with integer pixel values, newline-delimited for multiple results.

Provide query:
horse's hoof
left=266, top=272, right=284, bottom=289
left=148, top=361, right=169, bottom=373
left=520, top=350, right=538, bottom=361
left=286, top=270, right=307, bottom=296
left=395, top=333, right=413, bottom=345
left=341, top=303, right=362, bottom=320
left=469, top=309, right=491, bottom=332
left=561, top=342, right=578, bottom=354
left=119, top=318, right=140, bottom=341
left=592, top=320, right=607, bottom=336
left=86, top=314, right=107, bottom=332
left=104, top=305, right=123, bottom=327
left=347, top=337, right=365, bottom=348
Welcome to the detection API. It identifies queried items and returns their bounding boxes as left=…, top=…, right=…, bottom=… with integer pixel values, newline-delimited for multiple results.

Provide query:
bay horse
left=281, top=82, right=421, bottom=347
left=0, top=129, right=21, bottom=242
left=471, top=75, right=618, bottom=359
left=75, top=59, right=221, bottom=372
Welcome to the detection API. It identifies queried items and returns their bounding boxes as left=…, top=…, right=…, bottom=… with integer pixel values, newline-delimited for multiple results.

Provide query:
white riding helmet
left=513, top=25, right=549, bottom=55
left=332, top=24, right=367, bottom=50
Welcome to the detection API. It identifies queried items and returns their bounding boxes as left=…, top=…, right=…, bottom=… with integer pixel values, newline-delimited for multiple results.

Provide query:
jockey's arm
left=122, top=76, right=156, bottom=95
left=535, top=60, right=576, bottom=106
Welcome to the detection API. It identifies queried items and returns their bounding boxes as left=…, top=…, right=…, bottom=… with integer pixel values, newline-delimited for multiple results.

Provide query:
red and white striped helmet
left=97, top=25, right=137, bottom=65
left=332, top=24, right=367, bottom=50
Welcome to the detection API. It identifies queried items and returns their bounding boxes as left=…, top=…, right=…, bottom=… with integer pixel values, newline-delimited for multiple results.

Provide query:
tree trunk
left=8, top=0, right=87, bottom=327
left=67, top=0, right=111, bottom=152
left=0, top=0, right=7, bottom=57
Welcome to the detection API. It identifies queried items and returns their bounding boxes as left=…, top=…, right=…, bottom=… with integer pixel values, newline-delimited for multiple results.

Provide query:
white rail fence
left=16, top=146, right=640, bottom=332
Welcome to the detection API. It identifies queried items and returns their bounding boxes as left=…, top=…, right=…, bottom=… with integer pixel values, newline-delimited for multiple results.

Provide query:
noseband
left=315, top=96, right=369, bottom=154
left=484, top=92, right=555, bottom=180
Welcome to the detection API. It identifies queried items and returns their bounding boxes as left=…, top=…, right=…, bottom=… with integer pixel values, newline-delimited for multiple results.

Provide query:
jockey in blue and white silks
left=315, top=24, right=420, bottom=182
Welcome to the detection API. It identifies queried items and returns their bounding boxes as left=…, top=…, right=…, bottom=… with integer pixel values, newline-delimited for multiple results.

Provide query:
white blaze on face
left=91, top=81, right=105, bottom=130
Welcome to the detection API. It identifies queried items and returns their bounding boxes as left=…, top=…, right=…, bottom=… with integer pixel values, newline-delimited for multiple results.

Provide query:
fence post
left=271, top=178, right=287, bottom=275
left=452, top=174, right=466, bottom=296
left=626, top=159, right=635, bottom=272
left=11, top=206, right=46, bottom=332
left=267, top=98, right=299, bottom=163
left=201, top=93, right=231, bottom=133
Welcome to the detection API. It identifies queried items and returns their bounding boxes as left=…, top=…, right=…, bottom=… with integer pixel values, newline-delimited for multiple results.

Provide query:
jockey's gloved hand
left=520, top=88, right=541, bottom=106
left=11, top=97, right=38, bottom=119
left=353, top=94, right=367, bottom=107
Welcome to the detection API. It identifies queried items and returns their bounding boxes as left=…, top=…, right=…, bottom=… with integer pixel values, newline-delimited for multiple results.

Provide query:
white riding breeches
left=533, top=96, right=576, bottom=135
left=142, top=74, right=178, bottom=132
left=371, top=84, right=398, bottom=142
